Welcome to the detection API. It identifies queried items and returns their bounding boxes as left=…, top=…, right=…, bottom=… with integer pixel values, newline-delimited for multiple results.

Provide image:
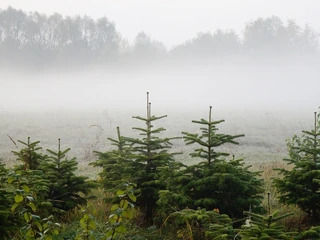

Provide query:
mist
left=1, top=61, right=319, bottom=114
left=0, top=6, right=319, bottom=164
left=1, top=60, right=317, bottom=166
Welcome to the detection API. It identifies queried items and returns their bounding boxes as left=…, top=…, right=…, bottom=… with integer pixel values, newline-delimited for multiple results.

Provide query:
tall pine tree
left=91, top=126, right=136, bottom=202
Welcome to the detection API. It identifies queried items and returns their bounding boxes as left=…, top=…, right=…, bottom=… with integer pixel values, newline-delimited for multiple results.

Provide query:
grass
left=257, top=160, right=305, bottom=230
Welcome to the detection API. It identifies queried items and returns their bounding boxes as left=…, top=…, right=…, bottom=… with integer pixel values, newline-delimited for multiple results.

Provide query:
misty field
left=0, top=107, right=313, bottom=172
left=2, top=3, right=320, bottom=238
left=1, top=61, right=319, bottom=175
left=0, top=102, right=316, bottom=238
left=1, top=61, right=319, bottom=238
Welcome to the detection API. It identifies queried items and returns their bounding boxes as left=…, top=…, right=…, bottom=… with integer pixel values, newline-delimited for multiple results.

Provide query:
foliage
left=75, top=205, right=97, bottom=240
left=0, top=162, right=17, bottom=238
left=158, top=106, right=264, bottom=221
left=10, top=138, right=52, bottom=216
left=41, top=139, right=98, bottom=214
left=8, top=168, right=60, bottom=239
left=12, top=137, right=44, bottom=171
left=125, top=92, right=181, bottom=224
left=273, top=111, right=320, bottom=221
left=0, top=137, right=98, bottom=238
left=239, top=210, right=296, bottom=239
left=91, top=126, right=134, bottom=193
left=162, top=208, right=235, bottom=240
left=182, top=106, right=244, bottom=164
left=105, top=181, right=137, bottom=240
left=3, top=105, right=320, bottom=238
left=295, top=226, right=320, bottom=239
left=10, top=138, right=97, bottom=217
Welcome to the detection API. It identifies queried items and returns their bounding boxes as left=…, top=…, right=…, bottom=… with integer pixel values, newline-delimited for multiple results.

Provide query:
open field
left=0, top=106, right=312, bottom=230
left=0, top=107, right=315, bottom=177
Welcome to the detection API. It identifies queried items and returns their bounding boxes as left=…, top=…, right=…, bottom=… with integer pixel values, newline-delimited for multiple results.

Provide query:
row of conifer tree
left=1, top=93, right=320, bottom=239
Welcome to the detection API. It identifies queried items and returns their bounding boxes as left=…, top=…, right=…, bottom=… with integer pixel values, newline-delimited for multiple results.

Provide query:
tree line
left=0, top=6, right=319, bottom=68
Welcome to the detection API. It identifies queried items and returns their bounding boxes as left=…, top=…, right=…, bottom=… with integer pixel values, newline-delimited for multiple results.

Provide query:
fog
left=1, top=2, right=319, bottom=116
left=1, top=3, right=319, bottom=165
left=0, top=59, right=319, bottom=167
left=1, top=62, right=319, bottom=114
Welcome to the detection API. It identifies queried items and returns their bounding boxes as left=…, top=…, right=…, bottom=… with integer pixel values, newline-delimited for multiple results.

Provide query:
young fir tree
left=41, top=139, right=97, bottom=213
left=11, top=138, right=51, bottom=213
left=127, top=92, right=180, bottom=224
left=273, top=111, right=320, bottom=222
left=158, top=106, right=264, bottom=220
left=182, top=106, right=244, bottom=164
left=91, top=126, right=135, bottom=193
left=12, top=137, right=44, bottom=171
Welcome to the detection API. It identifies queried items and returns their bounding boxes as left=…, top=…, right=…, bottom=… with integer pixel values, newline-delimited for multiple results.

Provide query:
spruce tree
left=11, top=138, right=96, bottom=216
left=41, top=139, right=97, bottom=213
left=127, top=92, right=180, bottom=224
left=182, top=106, right=244, bottom=164
left=91, top=126, right=135, bottom=192
left=273, top=111, right=320, bottom=222
left=12, top=137, right=44, bottom=170
left=158, top=106, right=264, bottom=220
left=10, top=138, right=50, bottom=212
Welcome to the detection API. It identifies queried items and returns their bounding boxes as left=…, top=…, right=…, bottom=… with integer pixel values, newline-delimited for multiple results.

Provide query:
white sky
left=0, top=0, right=319, bottom=48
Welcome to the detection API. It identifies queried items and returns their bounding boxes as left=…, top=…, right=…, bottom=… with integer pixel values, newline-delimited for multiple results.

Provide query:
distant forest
left=0, top=6, right=319, bottom=69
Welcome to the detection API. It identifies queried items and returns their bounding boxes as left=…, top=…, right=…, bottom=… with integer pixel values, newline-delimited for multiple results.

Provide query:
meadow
left=0, top=107, right=311, bottom=170
left=0, top=106, right=312, bottom=199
